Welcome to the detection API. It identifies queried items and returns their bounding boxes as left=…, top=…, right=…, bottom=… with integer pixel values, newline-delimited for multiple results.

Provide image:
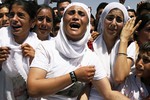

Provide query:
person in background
left=0, top=2, right=10, bottom=27
left=34, top=4, right=54, bottom=40
left=0, top=0, right=40, bottom=99
left=88, top=14, right=99, bottom=51
left=95, top=2, right=108, bottom=31
left=57, top=0, right=71, bottom=19
left=53, top=6, right=58, bottom=18
left=27, top=2, right=129, bottom=100
left=53, top=16, right=60, bottom=37
left=127, top=9, right=136, bottom=18
left=90, top=2, right=141, bottom=100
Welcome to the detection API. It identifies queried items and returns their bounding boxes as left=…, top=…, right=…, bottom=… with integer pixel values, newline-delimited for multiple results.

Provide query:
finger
left=132, top=20, right=142, bottom=33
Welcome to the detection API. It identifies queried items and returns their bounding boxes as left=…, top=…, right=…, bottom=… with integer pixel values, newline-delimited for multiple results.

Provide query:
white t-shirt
left=30, top=40, right=107, bottom=100
left=0, top=27, right=41, bottom=100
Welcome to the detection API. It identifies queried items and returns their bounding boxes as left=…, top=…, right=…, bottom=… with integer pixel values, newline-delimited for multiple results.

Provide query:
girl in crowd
left=34, top=4, right=54, bottom=40
left=0, top=0, right=40, bottom=99
left=90, top=2, right=141, bottom=100
left=27, top=2, right=129, bottom=100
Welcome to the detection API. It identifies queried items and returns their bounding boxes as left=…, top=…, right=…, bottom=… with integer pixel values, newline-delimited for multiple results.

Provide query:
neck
left=103, top=35, right=117, bottom=54
left=13, top=33, right=29, bottom=44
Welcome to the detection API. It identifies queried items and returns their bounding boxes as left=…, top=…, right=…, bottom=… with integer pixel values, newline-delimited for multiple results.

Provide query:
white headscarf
left=55, top=2, right=91, bottom=59
left=97, top=2, right=130, bottom=34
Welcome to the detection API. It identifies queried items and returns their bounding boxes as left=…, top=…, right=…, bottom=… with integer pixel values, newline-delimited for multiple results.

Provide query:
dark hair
left=0, top=2, right=10, bottom=9
left=127, top=9, right=136, bottom=16
left=96, top=2, right=108, bottom=13
left=56, top=0, right=71, bottom=8
left=37, top=4, right=53, bottom=19
left=138, top=42, right=150, bottom=64
left=136, top=2, right=150, bottom=16
left=9, top=0, right=38, bottom=20
left=134, top=14, right=150, bottom=44
left=135, top=13, right=150, bottom=32
left=140, top=41, right=150, bottom=52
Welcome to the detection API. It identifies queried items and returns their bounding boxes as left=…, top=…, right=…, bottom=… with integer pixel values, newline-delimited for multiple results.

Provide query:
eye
left=0, top=13, right=3, bottom=18
left=9, top=12, right=15, bottom=18
left=116, top=16, right=123, bottom=23
left=37, top=16, right=44, bottom=21
left=17, top=12, right=25, bottom=18
left=59, top=7, right=65, bottom=11
left=78, top=11, right=85, bottom=16
left=46, top=17, right=52, bottom=23
left=106, top=15, right=114, bottom=21
left=142, top=56, right=150, bottom=64
left=68, top=10, right=75, bottom=15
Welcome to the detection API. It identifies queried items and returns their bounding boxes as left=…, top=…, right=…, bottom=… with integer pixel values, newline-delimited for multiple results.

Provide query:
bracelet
left=69, top=71, right=77, bottom=83
left=117, top=53, right=127, bottom=56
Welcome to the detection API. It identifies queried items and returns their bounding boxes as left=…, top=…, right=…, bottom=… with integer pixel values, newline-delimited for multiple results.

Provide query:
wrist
left=69, top=71, right=77, bottom=83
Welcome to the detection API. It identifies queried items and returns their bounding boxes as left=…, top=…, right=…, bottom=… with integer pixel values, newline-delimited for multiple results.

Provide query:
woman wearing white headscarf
left=90, top=2, right=141, bottom=100
left=27, top=2, right=129, bottom=100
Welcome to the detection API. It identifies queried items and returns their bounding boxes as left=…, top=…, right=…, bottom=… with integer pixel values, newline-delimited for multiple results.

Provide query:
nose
left=111, top=18, right=117, bottom=25
left=11, top=14, right=18, bottom=21
left=136, top=59, right=144, bottom=69
left=3, top=14, right=9, bottom=21
left=11, top=14, right=18, bottom=24
left=72, top=13, right=79, bottom=21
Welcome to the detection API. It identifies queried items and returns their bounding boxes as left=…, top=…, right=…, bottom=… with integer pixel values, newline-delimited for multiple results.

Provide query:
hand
left=21, top=43, right=35, bottom=59
left=91, top=31, right=100, bottom=41
left=0, top=46, right=10, bottom=63
left=120, top=17, right=142, bottom=42
left=74, top=66, right=96, bottom=83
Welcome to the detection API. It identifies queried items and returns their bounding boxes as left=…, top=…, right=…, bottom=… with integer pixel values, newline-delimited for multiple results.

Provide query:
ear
left=31, top=18, right=36, bottom=29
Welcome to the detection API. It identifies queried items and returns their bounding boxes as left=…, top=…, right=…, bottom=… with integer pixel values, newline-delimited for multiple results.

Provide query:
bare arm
left=114, top=18, right=142, bottom=83
left=27, top=66, right=95, bottom=97
left=92, top=77, right=129, bottom=100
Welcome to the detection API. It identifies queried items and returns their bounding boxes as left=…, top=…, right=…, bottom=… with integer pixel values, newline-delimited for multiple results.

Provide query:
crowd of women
left=0, top=0, right=149, bottom=100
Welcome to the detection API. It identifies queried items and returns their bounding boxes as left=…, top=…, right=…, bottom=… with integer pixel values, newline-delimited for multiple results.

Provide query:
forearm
left=106, top=91, right=129, bottom=100
left=27, top=72, right=72, bottom=97
left=92, top=78, right=129, bottom=100
left=114, top=40, right=131, bottom=83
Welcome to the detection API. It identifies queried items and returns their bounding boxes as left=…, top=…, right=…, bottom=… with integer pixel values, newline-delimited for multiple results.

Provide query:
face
left=58, top=2, right=70, bottom=17
left=63, top=5, right=89, bottom=41
left=35, top=8, right=53, bottom=40
left=53, top=9, right=58, bottom=17
left=0, top=6, right=9, bottom=27
left=138, top=21, right=150, bottom=46
left=9, top=4, right=33, bottom=38
left=53, top=22, right=60, bottom=36
left=136, top=52, right=150, bottom=79
left=96, top=8, right=103, bottom=22
left=128, top=11, right=136, bottom=18
left=104, top=9, right=124, bottom=39
left=90, top=16, right=95, bottom=33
